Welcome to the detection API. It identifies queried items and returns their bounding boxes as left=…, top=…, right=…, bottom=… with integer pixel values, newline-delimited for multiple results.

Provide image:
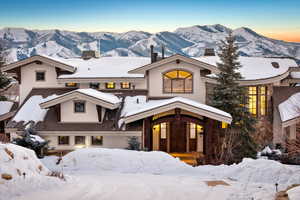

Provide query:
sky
left=0, top=0, right=299, bottom=42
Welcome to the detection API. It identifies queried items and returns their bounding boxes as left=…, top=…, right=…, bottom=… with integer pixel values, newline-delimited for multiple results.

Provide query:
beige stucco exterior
left=60, top=100, right=100, bottom=123
left=20, top=62, right=63, bottom=103
left=147, top=60, right=206, bottom=103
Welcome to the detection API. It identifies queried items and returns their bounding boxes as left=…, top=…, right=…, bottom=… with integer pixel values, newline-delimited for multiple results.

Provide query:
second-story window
left=120, top=82, right=130, bottom=89
left=163, top=70, right=193, bottom=93
left=248, top=86, right=267, bottom=116
left=65, top=82, right=77, bottom=87
left=74, top=101, right=85, bottom=113
left=106, top=82, right=115, bottom=89
left=36, top=71, right=45, bottom=81
left=248, top=86, right=257, bottom=115
left=90, top=82, right=100, bottom=89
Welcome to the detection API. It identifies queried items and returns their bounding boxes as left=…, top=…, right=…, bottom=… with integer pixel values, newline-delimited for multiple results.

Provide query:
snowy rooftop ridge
left=278, top=92, right=300, bottom=122
left=41, top=88, right=121, bottom=105
left=195, top=56, right=298, bottom=80
left=121, top=96, right=232, bottom=124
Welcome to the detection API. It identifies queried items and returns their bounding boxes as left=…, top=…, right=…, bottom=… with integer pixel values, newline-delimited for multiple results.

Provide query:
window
left=248, top=86, right=257, bottom=115
left=189, top=123, right=203, bottom=139
left=75, top=136, right=85, bottom=145
left=106, top=82, right=115, bottom=89
left=91, top=136, right=103, bottom=145
left=160, top=122, right=167, bottom=139
left=89, top=82, right=99, bottom=89
left=65, top=82, right=77, bottom=87
left=120, top=82, right=130, bottom=89
left=248, top=86, right=267, bottom=116
left=222, top=122, right=228, bottom=129
left=74, top=101, right=85, bottom=113
left=163, top=70, right=192, bottom=93
left=58, top=136, right=69, bottom=145
left=260, top=86, right=267, bottom=116
left=36, top=71, right=45, bottom=81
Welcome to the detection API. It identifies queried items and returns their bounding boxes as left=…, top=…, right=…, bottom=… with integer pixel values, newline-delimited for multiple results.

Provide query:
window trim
left=105, top=82, right=116, bottom=89
left=58, top=136, right=69, bottom=145
left=91, top=136, right=103, bottom=146
left=162, top=69, right=193, bottom=94
left=89, top=82, right=100, bottom=89
left=120, top=82, right=131, bottom=89
left=74, top=100, right=86, bottom=113
left=35, top=71, right=46, bottom=82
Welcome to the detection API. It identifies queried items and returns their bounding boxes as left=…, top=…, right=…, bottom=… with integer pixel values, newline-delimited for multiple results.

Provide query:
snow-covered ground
left=1, top=144, right=300, bottom=200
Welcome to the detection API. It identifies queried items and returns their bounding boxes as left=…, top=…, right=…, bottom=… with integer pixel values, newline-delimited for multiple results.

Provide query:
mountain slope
left=0, top=25, right=299, bottom=64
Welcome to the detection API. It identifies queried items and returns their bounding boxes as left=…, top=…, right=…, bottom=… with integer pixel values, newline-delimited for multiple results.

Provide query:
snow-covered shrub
left=127, top=136, right=140, bottom=150
left=258, top=146, right=282, bottom=161
left=13, top=128, right=48, bottom=158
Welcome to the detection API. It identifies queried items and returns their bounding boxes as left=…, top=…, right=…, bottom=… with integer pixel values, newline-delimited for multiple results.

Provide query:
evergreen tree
left=211, top=33, right=257, bottom=163
left=127, top=136, right=141, bottom=150
left=0, top=43, right=10, bottom=92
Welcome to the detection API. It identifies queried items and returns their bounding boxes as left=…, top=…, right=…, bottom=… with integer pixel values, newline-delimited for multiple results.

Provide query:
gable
left=128, top=54, right=219, bottom=74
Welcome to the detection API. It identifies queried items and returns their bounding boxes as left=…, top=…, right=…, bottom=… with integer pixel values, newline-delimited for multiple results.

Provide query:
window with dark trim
left=120, top=82, right=130, bottom=89
left=91, top=136, right=103, bottom=145
left=248, top=86, right=267, bottom=116
left=75, top=136, right=86, bottom=145
left=58, top=136, right=69, bottom=145
left=65, top=82, right=78, bottom=87
left=89, top=82, right=100, bottom=89
left=163, top=70, right=192, bottom=93
left=74, top=101, right=85, bottom=113
left=105, top=82, right=115, bottom=89
left=36, top=71, right=45, bottom=81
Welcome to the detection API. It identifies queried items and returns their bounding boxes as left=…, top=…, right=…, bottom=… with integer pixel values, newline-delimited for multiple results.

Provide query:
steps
left=170, top=152, right=203, bottom=166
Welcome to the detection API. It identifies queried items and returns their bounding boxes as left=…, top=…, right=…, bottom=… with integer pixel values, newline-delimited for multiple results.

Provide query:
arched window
left=163, top=70, right=193, bottom=93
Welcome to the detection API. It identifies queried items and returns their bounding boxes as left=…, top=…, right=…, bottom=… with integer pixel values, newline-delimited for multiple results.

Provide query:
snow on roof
left=42, top=88, right=121, bottom=105
left=195, top=56, right=297, bottom=80
left=122, top=96, right=231, bottom=120
left=13, top=95, right=56, bottom=123
left=50, top=56, right=150, bottom=78
left=278, top=92, right=300, bottom=122
left=0, top=101, right=14, bottom=115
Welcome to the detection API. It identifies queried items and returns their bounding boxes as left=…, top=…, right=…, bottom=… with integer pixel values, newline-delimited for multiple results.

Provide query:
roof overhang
left=128, top=54, right=220, bottom=74
left=2, top=55, right=76, bottom=73
left=40, top=91, right=120, bottom=110
left=57, top=77, right=145, bottom=83
left=123, top=100, right=232, bottom=124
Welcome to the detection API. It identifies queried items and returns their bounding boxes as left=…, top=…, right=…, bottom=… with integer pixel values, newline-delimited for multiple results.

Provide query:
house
left=1, top=46, right=299, bottom=162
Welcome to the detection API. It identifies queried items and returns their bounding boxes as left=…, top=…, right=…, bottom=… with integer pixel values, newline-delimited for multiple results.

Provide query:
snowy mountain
left=0, top=24, right=300, bottom=64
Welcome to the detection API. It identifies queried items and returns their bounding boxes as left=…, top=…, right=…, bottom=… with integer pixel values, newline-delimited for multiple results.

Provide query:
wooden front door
left=170, top=121, right=186, bottom=152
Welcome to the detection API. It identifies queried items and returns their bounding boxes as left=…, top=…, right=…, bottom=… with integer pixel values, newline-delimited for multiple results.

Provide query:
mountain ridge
left=0, top=24, right=299, bottom=64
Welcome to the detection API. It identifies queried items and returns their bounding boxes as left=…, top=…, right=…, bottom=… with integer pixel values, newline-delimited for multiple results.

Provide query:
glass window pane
left=185, top=77, right=193, bottom=92
left=91, top=136, right=103, bottom=145
left=163, top=77, right=172, bottom=93
left=260, top=95, right=266, bottom=116
left=74, top=102, right=85, bottom=113
left=75, top=136, right=85, bottom=145
left=178, top=70, right=191, bottom=78
left=160, top=123, right=167, bottom=139
left=89, top=82, right=99, bottom=89
left=58, top=136, right=69, bottom=145
left=121, top=82, right=130, bottom=89
left=172, top=79, right=185, bottom=93
left=165, top=71, right=178, bottom=78
left=106, top=82, right=115, bottom=89
left=196, top=125, right=203, bottom=134
left=190, top=123, right=196, bottom=139
left=36, top=72, right=45, bottom=81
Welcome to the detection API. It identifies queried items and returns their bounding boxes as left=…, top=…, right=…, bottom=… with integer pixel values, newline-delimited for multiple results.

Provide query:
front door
left=170, top=121, right=186, bottom=152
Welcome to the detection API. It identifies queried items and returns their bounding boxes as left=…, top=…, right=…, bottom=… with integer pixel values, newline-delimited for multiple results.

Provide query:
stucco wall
left=60, top=100, right=99, bottom=123
left=148, top=60, right=206, bottom=103
left=20, top=63, right=63, bottom=103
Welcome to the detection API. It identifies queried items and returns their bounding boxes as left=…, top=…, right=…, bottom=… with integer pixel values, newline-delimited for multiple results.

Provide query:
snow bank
left=0, top=143, right=49, bottom=181
left=197, top=158, right=300, bottom=190
left=0, top=101, right=14, bottom=115
left=60, top=148, right=190, bottom=174
left=287, top=186, right=300, bottom=200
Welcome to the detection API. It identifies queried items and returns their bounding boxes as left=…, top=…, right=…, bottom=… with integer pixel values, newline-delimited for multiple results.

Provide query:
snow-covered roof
left=0, top=101, right=14, bottom=116
left=195, top=56, right=297, bottom=80
left=121, top=96, right=232, bottom=124
left=52, top=56, right=150, bottom=79
left=278, top=92, right=300, bottom=122
left=13, top=95, right=56, bottom=123
left=40, top=89, right=121, bottom=109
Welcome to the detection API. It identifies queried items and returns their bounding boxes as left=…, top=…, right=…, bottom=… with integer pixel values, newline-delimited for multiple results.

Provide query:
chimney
left=150, top=45, right=154, bottom=63
left=82, top=50, right=100, bottom=60
left=161, top=45, right=165, bottom=59
left=153, top=53, right=158, bottom=63
left=204, top=48, right=215, bottom=56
